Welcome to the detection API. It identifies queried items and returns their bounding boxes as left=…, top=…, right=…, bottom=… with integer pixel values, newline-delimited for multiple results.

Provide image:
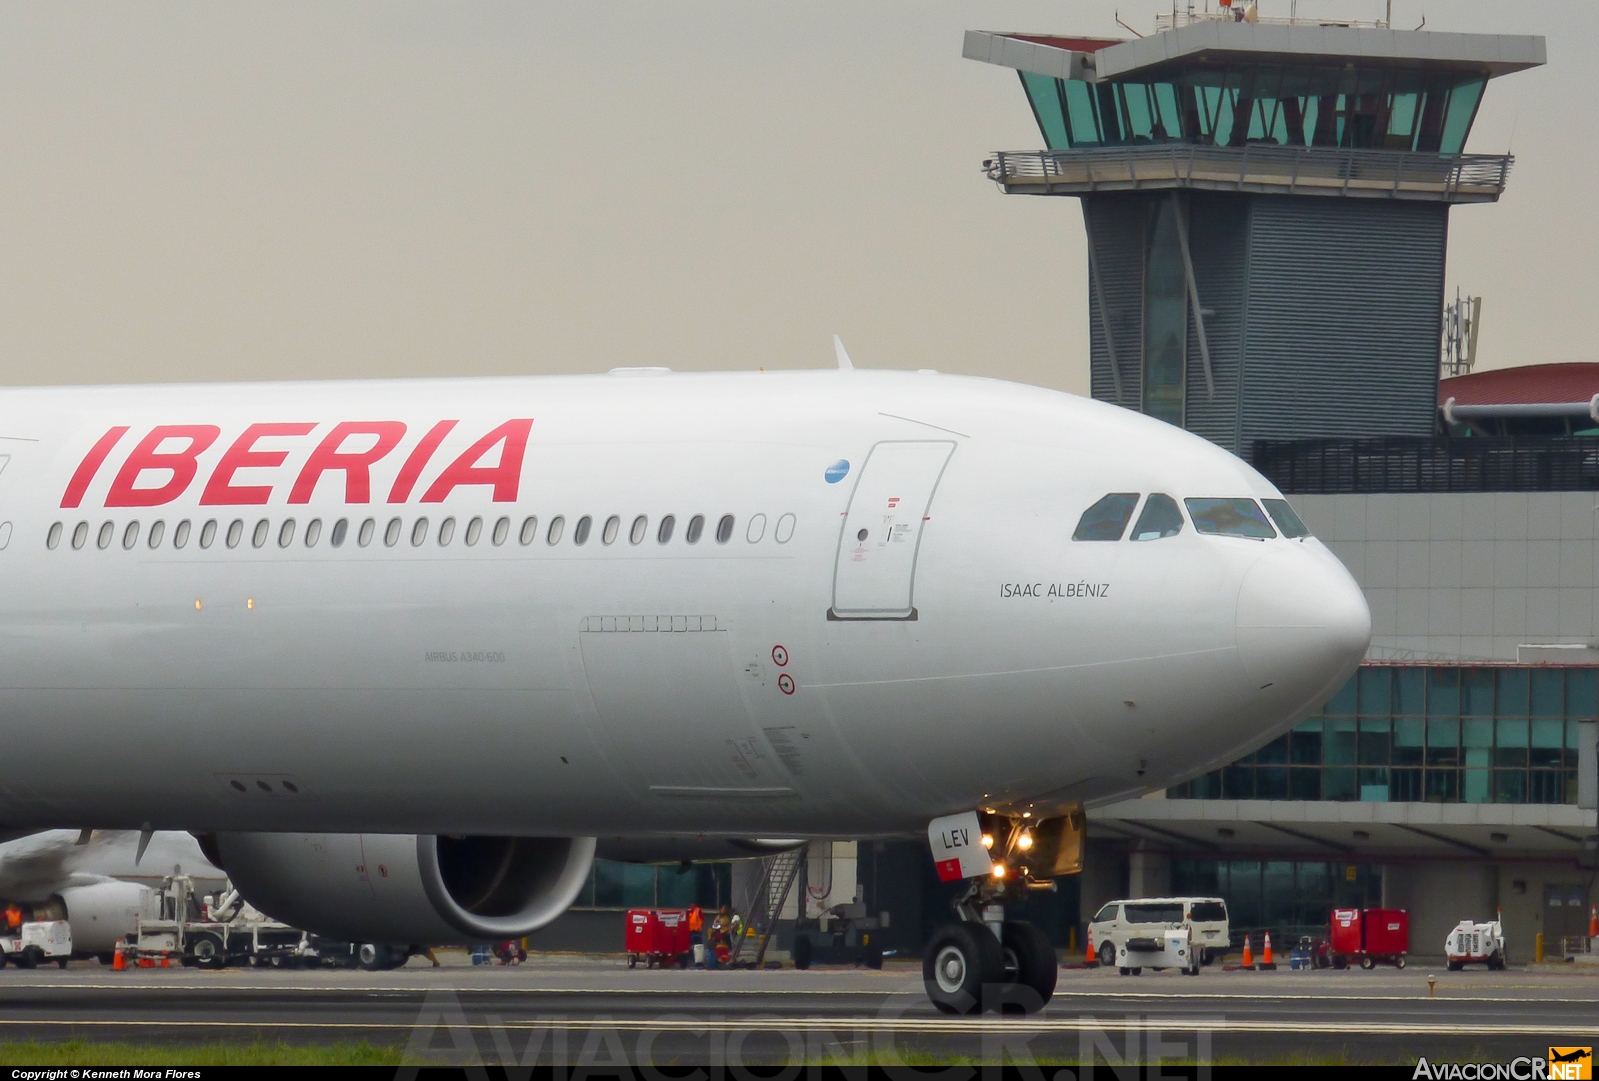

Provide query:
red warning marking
left=888, top=497, right=901, bottom=507
left=777, top=673, right=796, bottom=695
left=771, top=645, right=789, bottom=667
left=935, top=857, right=964, bottom=883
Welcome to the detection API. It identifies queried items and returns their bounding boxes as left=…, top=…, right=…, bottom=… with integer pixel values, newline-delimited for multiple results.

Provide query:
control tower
left=964, top=12, right=1544, bottom=454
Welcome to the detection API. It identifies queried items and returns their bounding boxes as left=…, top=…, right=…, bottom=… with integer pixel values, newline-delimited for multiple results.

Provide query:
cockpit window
left=1131, top=493, right=1184, bottom=541
left=1184, top=498, right=1276, bottom=539
left=1262, top=498, right=1312, bottom=539
left=1073, top=493, right=1139, bottom=541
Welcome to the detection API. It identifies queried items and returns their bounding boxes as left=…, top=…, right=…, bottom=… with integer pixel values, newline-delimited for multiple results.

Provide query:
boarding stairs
left=727, top=847, right=804, bottom=968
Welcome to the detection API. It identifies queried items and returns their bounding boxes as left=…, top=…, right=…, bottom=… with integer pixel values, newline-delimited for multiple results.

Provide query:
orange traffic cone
left=1260, top=932, right=1277, bottom=970
left=111, top=943, right=125, bottom=972
left=159, top=951, right=170, bottom=968
left=1240, top=934, right=1253, bottom=969
left=1086, top=925, right=1094, bottom=962
left=137, top=953, right=153, bottom=968
left=1589, top=905, right=1597, bottom=939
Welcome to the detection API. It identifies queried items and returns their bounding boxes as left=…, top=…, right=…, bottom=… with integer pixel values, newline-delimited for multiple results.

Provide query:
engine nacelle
left=209, top=833, right=595, bottom=945
left=58, top=881, right=151, bottom=954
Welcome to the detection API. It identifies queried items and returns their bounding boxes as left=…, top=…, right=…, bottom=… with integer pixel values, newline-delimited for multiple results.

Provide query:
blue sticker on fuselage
left=825, top=460, right=850, bottom=484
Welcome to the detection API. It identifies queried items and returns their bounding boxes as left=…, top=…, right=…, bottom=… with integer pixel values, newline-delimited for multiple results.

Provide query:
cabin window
left=411, top=517, right=429, bottom=547
left=122, top=521, right=139, bottom=550
left=72, top=522, right=89, bottom=550
left=1263, top=498, right=1312, bottom=539
left=358, top=518, right=376, bottom=547
left=46, top=522, right=61, bottom=550
left=223, top=519, right=242, bottom=548
left=1131, top=493, right=1184, bottom=541
left=330, top=519, right=348, bottom=548
left=438, top=517, right=455, bottom=546
left=305, top=519, right=322, bottom=547
left=465, top=517, right=482, bottom=546
left=630, top=515, right=647, bottom=545
left=657, top=515, right=676, bottom=544
left=252, top=519, right=270, bottom=548
left=148, top=521, right=166, bottom=549
left=489, top=516, right=507, bottom=546
left=516, top=517, right=535, bottom=545
left=1185, top=498, right=1277, bottom=539
left=715, top=515, right=734, bottom=544
left=1072, top=493, right=1139, bottom=541
left=746, top=514, right=766, bottom=543
left=201, top=520, right=219, bottom=549
left=775, top=513, right=796, bottom=543
left=574, top=516, right=592, bottom=545
left=98, top=521, right=114, bottom=549
left=278, top=519, right=296, bottom=548
left=174, top=520, right=191, bottom=549
left=384, top=517, right=402, bottom=547
left=546, top=516, right=565, bottom=545
left=686, top=515, right=704, bottom=544
left=602, top=515, right=620, bottom=545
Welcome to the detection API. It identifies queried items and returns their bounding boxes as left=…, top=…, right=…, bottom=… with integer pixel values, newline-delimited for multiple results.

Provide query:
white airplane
left=0, top=364, right=1367, bottom=1011
left=0, top=830, right=224, bottom=959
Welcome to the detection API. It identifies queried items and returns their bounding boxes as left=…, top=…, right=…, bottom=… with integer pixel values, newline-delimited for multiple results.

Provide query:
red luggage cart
left=625, top=909, right=691, bottom=969
left=1329, top=907, right=1408, bottom=969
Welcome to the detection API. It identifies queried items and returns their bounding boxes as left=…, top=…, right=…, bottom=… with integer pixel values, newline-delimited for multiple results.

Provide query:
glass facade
left=1172, top=859, right=1382, bottom=943
left=1169, top=666, right=1595, bottom=804
left=1142, top=199, right=1187, bottom=425
left=1020, top=64, right=1486, bottom=154
left=568, top=860, right=732, bottom=911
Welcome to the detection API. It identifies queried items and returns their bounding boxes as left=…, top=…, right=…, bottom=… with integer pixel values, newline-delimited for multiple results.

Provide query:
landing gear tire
left=996, top=921, right=1056, bottom=1014
left=1098, top=943, right=1116, bottom=968
left=190, top=933, right=226, bottom=970
left=923, top=923, right=1003, bottom=1016
left=357, top=943, right=390, bottom=972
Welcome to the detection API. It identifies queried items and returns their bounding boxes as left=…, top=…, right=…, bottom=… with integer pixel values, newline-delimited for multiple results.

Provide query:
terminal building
left=542, top=10, right=1590, bottom=965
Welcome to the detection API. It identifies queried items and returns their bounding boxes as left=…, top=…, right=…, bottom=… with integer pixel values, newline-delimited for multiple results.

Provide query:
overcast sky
left=0, top=0, right=1585, bottom=394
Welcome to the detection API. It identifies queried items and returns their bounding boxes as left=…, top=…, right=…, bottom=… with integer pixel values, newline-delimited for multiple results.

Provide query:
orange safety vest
left=688, top=906, right=703, bottom=932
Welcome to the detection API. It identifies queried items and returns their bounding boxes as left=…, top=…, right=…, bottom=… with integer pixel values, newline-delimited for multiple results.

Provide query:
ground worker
left=687, top=904, right=705, bottom=967
left=4, top=905, right=20, bottom=932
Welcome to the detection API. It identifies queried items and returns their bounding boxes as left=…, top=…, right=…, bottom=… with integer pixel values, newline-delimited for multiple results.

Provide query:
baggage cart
left=1328, top=907, right=1408, bottom=969
left=626, top=909, right=691, bottom=969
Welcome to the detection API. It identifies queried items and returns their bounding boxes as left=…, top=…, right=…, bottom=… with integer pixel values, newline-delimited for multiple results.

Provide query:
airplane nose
left=1236, top=548, right=1371, bottom=700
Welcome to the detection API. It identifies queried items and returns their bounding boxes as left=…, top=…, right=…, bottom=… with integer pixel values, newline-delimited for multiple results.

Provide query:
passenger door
left=829, top=440, right=955, bottom=620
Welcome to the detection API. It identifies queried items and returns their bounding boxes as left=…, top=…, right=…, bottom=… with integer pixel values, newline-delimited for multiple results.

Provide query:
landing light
left=1017, top=832, right=1034, bottom=851
left=980, top=834, right=994, bottom=849
left=991, top=863, right=1006, bottom=879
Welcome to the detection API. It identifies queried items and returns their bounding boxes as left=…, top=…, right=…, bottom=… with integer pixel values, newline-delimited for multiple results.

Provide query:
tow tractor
left=0, top=921, right=72, bottom=969
left=922, top=808, right=1085, bottom=1015
left=1445, top=918, right=1506, bottom=971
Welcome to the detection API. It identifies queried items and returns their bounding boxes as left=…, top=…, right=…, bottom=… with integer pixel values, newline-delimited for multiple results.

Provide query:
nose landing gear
left=921, top=808, right=1082, bottom=1015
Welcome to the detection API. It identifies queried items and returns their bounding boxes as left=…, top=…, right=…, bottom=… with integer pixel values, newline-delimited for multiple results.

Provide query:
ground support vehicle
left=1445, top=919, right=1506, bottom=971
left=0, top=921, right=72, bottom=969
left=626, top=909, right=691, bottom=968
left=791, top=896, right=886, bottom=970
left=1328, top=907, right=1410, bottom=969
left=134, top=876, right=312, bottom=968
left=1114, top=928, right=1199, bottom=976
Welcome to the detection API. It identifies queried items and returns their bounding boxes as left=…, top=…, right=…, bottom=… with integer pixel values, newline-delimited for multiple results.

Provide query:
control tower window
left=1143, top=199, right=1186, bottom=426
left=1185, top=498, right=1276, bottom=539
left=1262, top=498, right=1312, bottom=539
left=1131, top=493, right=1184, bottom=541
left=1072, top=493, right=1139, bottom=541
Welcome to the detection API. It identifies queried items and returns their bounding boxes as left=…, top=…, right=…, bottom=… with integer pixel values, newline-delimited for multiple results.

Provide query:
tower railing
left=1253, top=436, right=1599, bottom=494
left=984, top=144, right=1513, bottom=203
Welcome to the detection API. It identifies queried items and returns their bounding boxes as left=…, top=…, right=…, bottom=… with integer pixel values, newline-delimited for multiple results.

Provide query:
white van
left=1088, top=896, right=1231, bottom=966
